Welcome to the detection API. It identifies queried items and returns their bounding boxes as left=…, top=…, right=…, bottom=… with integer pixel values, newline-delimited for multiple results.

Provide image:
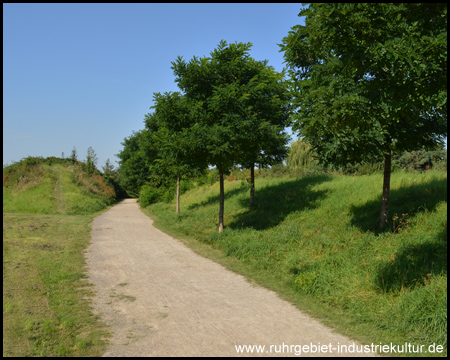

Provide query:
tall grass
left=143, top=169, right=447, bottom=357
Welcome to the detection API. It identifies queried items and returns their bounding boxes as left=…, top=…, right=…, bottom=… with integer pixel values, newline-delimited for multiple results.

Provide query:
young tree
left=172, top=40, right=292, bottom=231
left=101, top=158, right=115, bottom=183
left=85, top=146, right=98, bottom=176
left=70, top=146, right=78, bottom=164
left=236, top=60, right=292, bottom=204
left=145, top=92, right=207, bottom=214
left=102, top=158, right=114, bottom=174
left=171, top=41, right=250, bottom=232
left=280, top=3, right=447, bottom=228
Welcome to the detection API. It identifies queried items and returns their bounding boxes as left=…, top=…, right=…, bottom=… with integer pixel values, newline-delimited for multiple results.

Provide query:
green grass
left=142, top=169, right=447, bottom=357
left=3, top=160, right=114, bottom=356
left=3, top=166, right=57, bottom=214
left=3, top=164, right=114, bottom=215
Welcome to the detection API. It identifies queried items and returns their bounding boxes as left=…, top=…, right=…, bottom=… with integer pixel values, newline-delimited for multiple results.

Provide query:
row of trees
left=119, top=40, right=292, bottom=232
left=119, top=3, right=446, bottom=231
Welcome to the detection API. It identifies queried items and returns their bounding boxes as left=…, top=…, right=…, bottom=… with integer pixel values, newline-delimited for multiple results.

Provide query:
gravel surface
left=86, top=199, right=377, bottom=357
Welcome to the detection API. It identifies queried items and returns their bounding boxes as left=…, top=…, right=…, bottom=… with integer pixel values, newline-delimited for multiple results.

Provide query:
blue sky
left=3, top=3, right=304, bottom=169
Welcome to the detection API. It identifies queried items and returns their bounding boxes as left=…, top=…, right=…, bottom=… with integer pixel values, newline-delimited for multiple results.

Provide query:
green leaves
left=148, top=91, right=208, bottom=180
left=280, top=3, right=447, bottom=167
left=170, top=40, right=291, bottom=173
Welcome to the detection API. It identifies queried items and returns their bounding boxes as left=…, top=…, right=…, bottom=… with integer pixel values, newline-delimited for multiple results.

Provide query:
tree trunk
left=379, top=150, right=391, bottom=229
left=250, top=164, right=255, bottom=205
left=176, top=174, right=180, bottom=214
left=218, top=166, right=224, bottom=233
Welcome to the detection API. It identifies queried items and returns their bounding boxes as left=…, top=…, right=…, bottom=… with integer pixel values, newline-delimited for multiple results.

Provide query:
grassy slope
left=143, top=170, right=447, bottom=357
left=3, top=163, right=113, bottom=356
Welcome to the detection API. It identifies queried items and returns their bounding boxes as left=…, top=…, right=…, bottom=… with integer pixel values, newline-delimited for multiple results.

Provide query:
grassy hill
left=143, top=169, right=447, bottom=357
left=3, top=158, right=115, bottom=356
left=3, top=157, right=447, bottom=356
left=3, top=157, right=115, bottom=215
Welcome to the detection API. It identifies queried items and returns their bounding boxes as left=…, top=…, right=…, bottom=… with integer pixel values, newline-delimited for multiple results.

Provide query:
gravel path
left=86, top=199, right=377, bottom=357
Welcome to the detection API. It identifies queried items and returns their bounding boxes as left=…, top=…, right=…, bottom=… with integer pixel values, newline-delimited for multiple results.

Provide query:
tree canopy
left=116, top=130, right=154, bottom=197
left=171, top=40, right=291, bottom=231
left=280, top=3, right=446, bottom=165
left=145, top=91, right=208, bottom=213
left=280, top=3, right=447, bottom=227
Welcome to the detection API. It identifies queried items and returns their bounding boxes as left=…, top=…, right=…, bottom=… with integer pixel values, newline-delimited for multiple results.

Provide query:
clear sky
left=3, top=3, right=304, bottom=169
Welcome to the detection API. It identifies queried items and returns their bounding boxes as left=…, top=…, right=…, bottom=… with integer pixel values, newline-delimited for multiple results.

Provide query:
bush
left=354, top=161, right=384, bottom=175
left=22, top=156, right=45, bottom=168
left=139, top=184, right=160, bottom=207
left=3, top=157, right=51, bottom=189
left=207, top=170, right=218, bottom=185
left=195, top=169, right=218, bottom=187
left=139, top=183, right=174, bottom=207
left=180, top=178, right=194, bottom=194
left=161, top=187, right=175, bottom=203
left=393, top=148, right=447, bottom=172
left=260, top=164, right=292, bottom=178
left=92, top=174, right=116, bottom=199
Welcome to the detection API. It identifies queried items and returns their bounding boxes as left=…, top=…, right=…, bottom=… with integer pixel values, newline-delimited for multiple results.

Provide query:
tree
left=85, top=146, right=98, bottom=176
left=236, top=59, right=292, bottom=204
left=171, top=40, right=251, bottom=232
left=117, top=130, right=154, bottom=197
left=70, top=146, right=78, bottom=164
left=286, top=138, right=319, bottom=176
left=145, top=91, right=207, bottom=214
left=172, top=40, right=291, bottom=231
left=101, top=158, right=115, bottom=183
left=102, top=158, right=115, bottom=175
left=280, top=3, right=447, bottom=228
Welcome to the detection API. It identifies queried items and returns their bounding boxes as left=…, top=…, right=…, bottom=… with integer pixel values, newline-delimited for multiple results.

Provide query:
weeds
left=392, top=213, right=410, bottom=235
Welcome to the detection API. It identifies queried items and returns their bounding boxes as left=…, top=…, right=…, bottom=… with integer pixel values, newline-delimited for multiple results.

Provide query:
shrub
left=92, top=174, right=116, bottom=199
left=179, top=177, right=193, bottom=194
left=195, top=169, right=218, bottom=187
left=355, top=161, right=384, bottom=175
left=207, top=170, right=218, bottom=185
left=139, top=184, right=163, bottom=207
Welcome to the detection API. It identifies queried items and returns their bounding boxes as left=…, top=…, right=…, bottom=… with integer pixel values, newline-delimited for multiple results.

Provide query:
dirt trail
left=86, top=199, right=377, bottom=357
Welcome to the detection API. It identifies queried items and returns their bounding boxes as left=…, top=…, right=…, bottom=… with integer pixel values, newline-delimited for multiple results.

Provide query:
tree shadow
left=375, top=228, right=447, bottom=293
left=349, top=177, right=447, bottom=234
left=187, top=185, right=250, bottom=211
left=228, top=175, right=332, bottom=230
